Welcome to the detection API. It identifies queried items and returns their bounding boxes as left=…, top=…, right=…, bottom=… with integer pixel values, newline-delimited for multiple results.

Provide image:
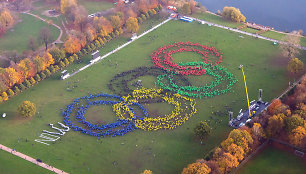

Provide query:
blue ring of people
left=62, top=93, right=149, bottom=137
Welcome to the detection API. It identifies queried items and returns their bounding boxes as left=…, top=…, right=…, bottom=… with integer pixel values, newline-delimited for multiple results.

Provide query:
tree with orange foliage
left=292, top=74, right=306, bottom=104
left=138, top=0, right=149, bottom=13
left=228, top=129, right=253, bottom=153
left=64, top=35, right=81, bottom=54
left=217, top=152, right=239, bottom=174
left=182, top=162, right=211, bottom=174
left=93, top=17, right=113, bottom=37
left=85, top=25, right=97, bottom=42
left=126, top=8, right=137, bottom=18
left=221, top=138, right=234, bottom=151
left=268, top=99, right=282, bottom=114
left=227, top=143, right=245, bottom=161
left=18, top=58, right=33, bottom=79
left=126, top=17, right=139, bottom=33
left=289, top=126, right=306, bottom=147
left=3, top=67, right=22, bottom=88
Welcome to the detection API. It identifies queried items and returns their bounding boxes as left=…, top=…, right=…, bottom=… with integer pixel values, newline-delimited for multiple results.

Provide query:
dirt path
left=0, top=144, right=68, bottom=174
left=22, top=12, right=63, bottom=44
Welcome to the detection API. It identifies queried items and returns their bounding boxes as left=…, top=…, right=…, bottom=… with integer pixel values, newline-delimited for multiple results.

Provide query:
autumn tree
left=251, top=123, right=265, bottom=139
left=93, top=17, right=113, bottom=37
left=38, top=27, right=52, bottom=50
left=49, top=47, right=65, bottom=63
left=268, top=99, right=282, bottom=114
left=228, top=129, right=253, bottom=152
left=280, top=31, right=301, bottom=59
left=194, top=121, right=211, bottom=140
left=18, top=58, right=35, bottom=79
left=289, top=126, right=306, bottom=147
left=18, top=101, right=36, bottom=117
left=285, top=115, right=304, bottom=132
left=85, top=24, right=97, bottom=42
left=60, top=0, right=77, bottom=14
left=1, top=91, right=8, bottom=101
left=3, top=67, right=22, bottom=88
left=64, top=35, right=81, bottom=54
left=0, top=8, right=14, bottom=29
left=141, top=170, right=153, bottom=174
left=222, top=6, right=246, bottom=22
left=182, top=162, right=211, bottom=174
left=126, top=17, right=139, bottom=33
left=217, top=152, right=239, bottom=174
left=221, top=138, right=234, bottom=151
left=227, top=143, right=244, bottom=161
left=110, top=15, right=122, bottom=30
left=266, top=113, right=286, bottom=137
left=287, top=57, right=304, bottom=74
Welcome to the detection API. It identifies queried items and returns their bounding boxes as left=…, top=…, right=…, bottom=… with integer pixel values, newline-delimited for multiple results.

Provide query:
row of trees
left=0, top=0, right=164, bottom=103
left=182, top=74, right=306, bottom=174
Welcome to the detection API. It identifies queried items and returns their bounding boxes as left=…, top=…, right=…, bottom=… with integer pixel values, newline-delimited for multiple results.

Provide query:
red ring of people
left=151, top=42, right=223, bottom=75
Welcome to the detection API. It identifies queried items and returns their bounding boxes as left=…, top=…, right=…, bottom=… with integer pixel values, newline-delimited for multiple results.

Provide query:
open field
left=237, top=146, right=306, bottom=174
left=79, top=0, right=114, bottom=14
left=260, top=31, right=306, bottom=47
left=0, top=13, right=60, bottom=54
left=240, top=27, right=259, bottom=34
left=0, top=19, right=305, bottom=174
left=0, top=150, right=52, bottom=174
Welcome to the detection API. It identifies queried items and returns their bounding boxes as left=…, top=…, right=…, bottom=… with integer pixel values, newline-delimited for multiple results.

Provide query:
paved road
left=0, top=144, right=68, bottom=174
left=22, top=12, right=63, bottom=44
left=190, top=17, right=306, bottom=50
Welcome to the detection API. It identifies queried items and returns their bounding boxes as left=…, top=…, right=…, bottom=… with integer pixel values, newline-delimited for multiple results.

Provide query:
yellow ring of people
left=113, top=88, right=197, bottom=131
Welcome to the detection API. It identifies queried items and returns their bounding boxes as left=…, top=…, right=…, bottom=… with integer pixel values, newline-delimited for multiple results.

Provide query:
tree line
left=181, top=74, right=306, bottom=174
left=0, top=0, right=164, bottom=103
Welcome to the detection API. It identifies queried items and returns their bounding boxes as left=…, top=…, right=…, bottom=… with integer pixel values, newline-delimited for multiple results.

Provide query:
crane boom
left=241, top=65, right=251, bottom=118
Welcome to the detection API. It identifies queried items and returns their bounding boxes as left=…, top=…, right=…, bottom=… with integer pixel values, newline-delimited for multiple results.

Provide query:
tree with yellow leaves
left=4, top=67, right=22, bottom=87
left=266, top=113, right=286, bottom=137
left=60, top=0, right=77, bottom=14
left=227, top=143, right=245, bottom=161
left=221, top=137, right=234, bottom=151
left=222, top=7, right=246, bottom=22
left=217, top=152, right=239, bottom=174
left=228, top=129, right=253, bottom=152
left=126, top=17, right=139, bottom=33
left=0, top=8, right=14, bottom=28
left=287, top=58, right=304, bottom=74
left=141, top=169, right=153, bottom=174
left=182, top=162, right=211, bottom=174
left=289, top=126, right=306, bottom=147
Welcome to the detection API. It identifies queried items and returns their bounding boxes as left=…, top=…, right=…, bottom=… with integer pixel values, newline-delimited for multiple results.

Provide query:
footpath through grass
left=0, top=13, right=60, bottom=53
left=237, top=146, right=306, bottom=174
left=0, top=150, right=52, bottom=174
left=0, top=19, right=304, bottom=174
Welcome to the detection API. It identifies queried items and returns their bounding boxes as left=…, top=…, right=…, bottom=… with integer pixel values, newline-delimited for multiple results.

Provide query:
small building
left=91, top=50, right=100, bottom=59
left=61, top=70, right=70, bottom=80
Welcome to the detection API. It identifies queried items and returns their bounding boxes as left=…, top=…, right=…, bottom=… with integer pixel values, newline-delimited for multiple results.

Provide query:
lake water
left=199, top=0, right=306, bottom=32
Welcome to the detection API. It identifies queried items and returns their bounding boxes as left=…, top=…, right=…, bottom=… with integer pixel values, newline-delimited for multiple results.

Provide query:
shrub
left=59, top=61, right=65, bottom=68
left=54, top=65, right=60, bottom=71
left=194, top=121, right=212, bottom=139
left=82, top=48, right=88, bottom=55
left=68, top=56, right=74, bottom=63
left=35, top=74, right=41, bottom=82
left=7, top=89, right=14, bottom=97
left=24, top=80, right=31, bottom=88
left=141, top=14, right=146, bottom=20
left=40, top=72, right=46, bottom=79
left=1, top=92, right=8, bottom=101
left=13, top=86, right=20, bottom=93
left=29, top=77, right=36, bottom=85
left=18, top=101, right=36, bottom=117
left=137, top=17, right=143, bottom=23
left=86, top=45, right=92, bottom=52
left=73, top=53, right=78, bottom=60
left=64, top=58, right=69, bottom=66
left=45, top=69, right=51, bottom=76
left=95, top=40, right=101, bottom=48
left=0, top=96, right=3, bottom=103
left=19, top=83, right=26, bottom=91
left=90, top=43, right=96, bottom=51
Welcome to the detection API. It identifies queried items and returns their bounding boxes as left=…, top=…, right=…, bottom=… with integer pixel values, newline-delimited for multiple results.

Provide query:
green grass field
left=241, top=27, right=259, bottom=34
left=79, top=0, right=114, bottom=14
left=0, top=14, right=60, bottom=54
left=0, top=150, right=52, bottom=174
left=0, top=19, right=305, bottom=174
left=260, top=31, right=306, bottom=47
left=237, top=146, right=306, bottom=174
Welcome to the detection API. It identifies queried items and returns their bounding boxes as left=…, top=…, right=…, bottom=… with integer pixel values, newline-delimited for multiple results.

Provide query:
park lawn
left=240, top=27, right=259, bottom=34
left=0, top=13, right=60, bottom=54
left=237, top=146, right=306, bottom=174
left=261, top=31, right=306, bottom=47
left=79, top=0, right=114, bottom=14
left=0, top=19, right=305, bottom=174
left=0, top=150, right=52, bottom=174
left=192, top=12, right=243, bottom=28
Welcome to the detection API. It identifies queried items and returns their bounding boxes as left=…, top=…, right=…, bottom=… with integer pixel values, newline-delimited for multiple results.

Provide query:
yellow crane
left=240, top=65, right=251, bottom=118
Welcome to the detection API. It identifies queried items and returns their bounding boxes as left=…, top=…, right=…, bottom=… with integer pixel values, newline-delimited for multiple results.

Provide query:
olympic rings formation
left=113, top=88, right=197, bottom=131
left=156, top=62, right=237, bottom=98
left=151, top=42, right=223, bottom=76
